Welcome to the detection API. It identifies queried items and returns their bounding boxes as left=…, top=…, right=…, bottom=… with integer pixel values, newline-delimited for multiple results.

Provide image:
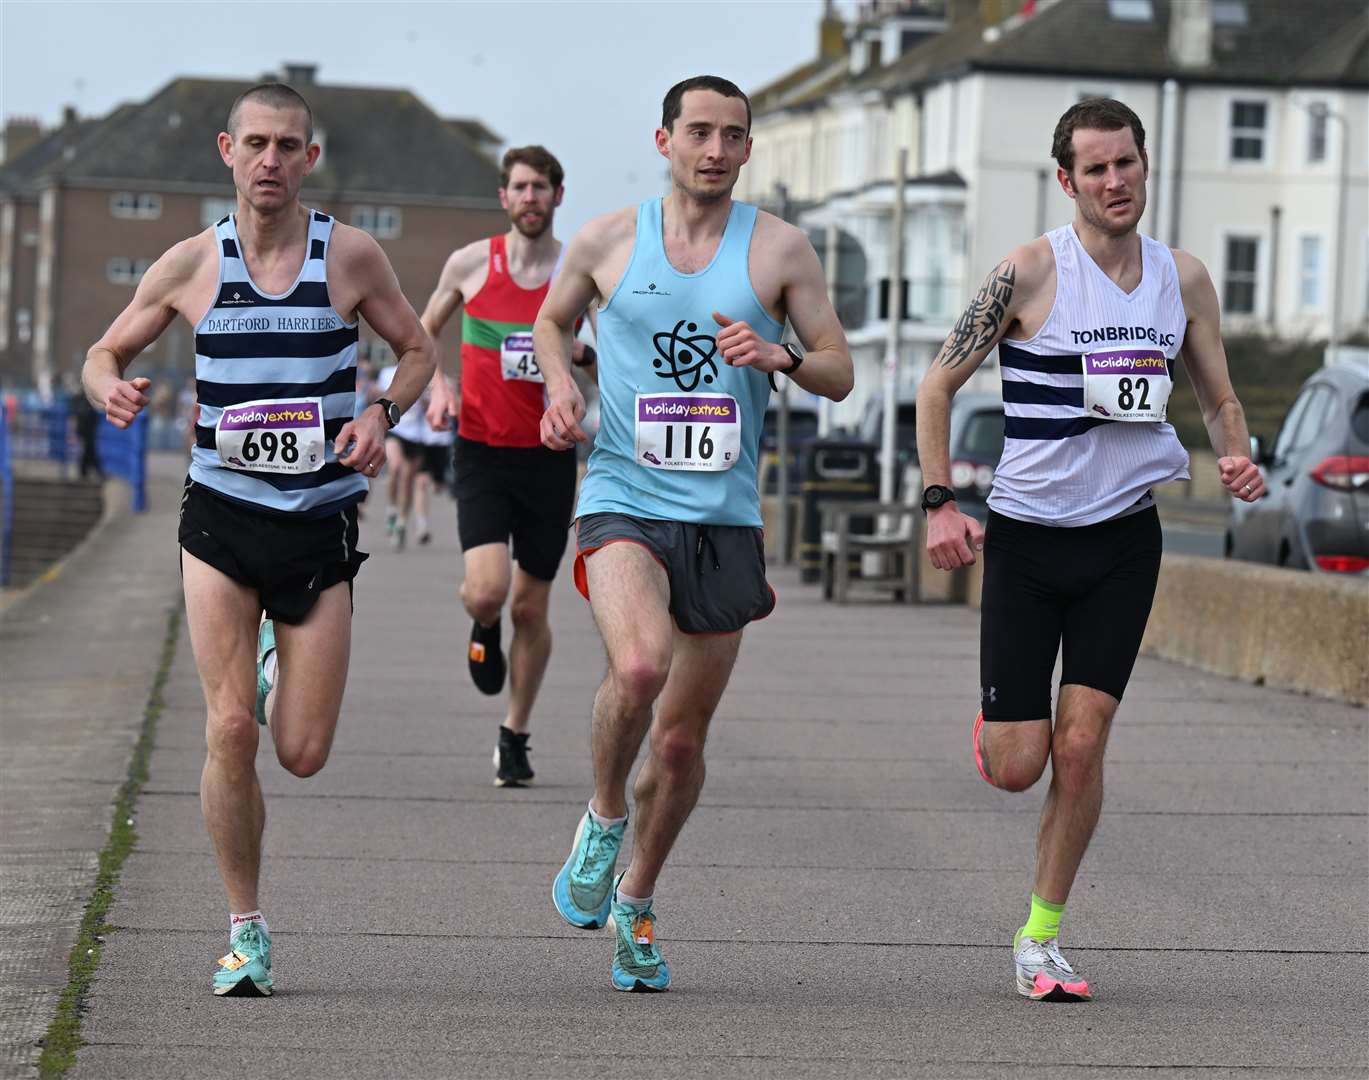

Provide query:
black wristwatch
left=375, top=398, right=402, bottom=429
left=920, top=484, right=957, bottom=512
left=780, top=342, right=804, bottom=375
left=572, top=344, right=597, bottom=369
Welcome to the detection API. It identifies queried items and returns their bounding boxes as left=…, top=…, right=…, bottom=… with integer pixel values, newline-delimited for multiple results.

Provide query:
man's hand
left=1219, top=455, right=1265, bottom=502
left=335, top=404, right=389, bottom=477
left=712, top=311, right=787, bottom=373
left=541, top=379, right=587, bottom=451
left=100, top=376, right=152, bottom=429
left=425, top=382, right=459, bottom=432
left=925, top=505, right=986, bottom=571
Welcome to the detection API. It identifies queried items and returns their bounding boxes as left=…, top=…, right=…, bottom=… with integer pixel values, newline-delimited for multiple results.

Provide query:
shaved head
left=227, top=83, right=313, bottom=142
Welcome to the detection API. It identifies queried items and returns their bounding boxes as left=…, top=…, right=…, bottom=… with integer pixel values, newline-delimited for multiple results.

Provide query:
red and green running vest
left=458, top=234, right=549, bottom=447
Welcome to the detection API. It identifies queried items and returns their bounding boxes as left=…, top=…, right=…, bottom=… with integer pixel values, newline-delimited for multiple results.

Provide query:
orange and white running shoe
left=973, top=710, right=993, bottom=785
left=1013, top=935, right=1092, bottom=1002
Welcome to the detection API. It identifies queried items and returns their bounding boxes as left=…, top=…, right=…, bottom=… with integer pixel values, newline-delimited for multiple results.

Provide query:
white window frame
left=107, top=257, right=153, bottom=285
left=1218, top=229, right=1265, bottom=319
left=110, top=192, right=162, bottom=220
left=352, top=205, right=402, bottom=240
left=1294, top=230, right=1328, bottom=315
left=1226, top=94, right=1273, bottom=166
left=200, top=197, right=237, bottom=228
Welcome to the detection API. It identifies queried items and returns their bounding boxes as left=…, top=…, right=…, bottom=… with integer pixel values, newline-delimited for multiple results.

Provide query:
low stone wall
left=1142, top=554, right=1369, bottom=706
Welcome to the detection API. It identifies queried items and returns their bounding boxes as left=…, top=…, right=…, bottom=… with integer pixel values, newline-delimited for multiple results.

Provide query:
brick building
left=0, top=65, right=509, bottom=392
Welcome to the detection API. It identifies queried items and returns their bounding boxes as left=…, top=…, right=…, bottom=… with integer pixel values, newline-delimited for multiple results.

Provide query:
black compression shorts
left=978, top=506, right=1162, bottom=720
left=452, top=436, right=577, bottom=581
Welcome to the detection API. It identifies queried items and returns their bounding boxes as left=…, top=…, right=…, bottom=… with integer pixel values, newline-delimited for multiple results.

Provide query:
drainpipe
left=1157, top=78, right=1180, bottom=246
left=1268, top=205, right=1280, bottom=330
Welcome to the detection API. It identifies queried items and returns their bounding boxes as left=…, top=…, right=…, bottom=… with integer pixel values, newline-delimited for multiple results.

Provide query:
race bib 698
left=215, top=396, right=326, bottom=474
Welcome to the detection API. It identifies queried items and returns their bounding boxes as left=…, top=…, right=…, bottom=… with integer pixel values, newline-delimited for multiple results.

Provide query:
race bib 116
left=215, top=397, right=326, bottom=474
left=634, top=393, right=741, bottom=472
left=1082, top=349, right=1172, bottom=423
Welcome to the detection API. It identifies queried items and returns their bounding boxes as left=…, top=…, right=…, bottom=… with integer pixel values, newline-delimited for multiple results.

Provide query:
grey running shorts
left=573, top=512, right=776, bottom=635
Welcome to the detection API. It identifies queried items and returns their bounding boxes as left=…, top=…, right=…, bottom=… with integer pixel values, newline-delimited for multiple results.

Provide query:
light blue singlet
left=577, top=198, right=781, bottom=527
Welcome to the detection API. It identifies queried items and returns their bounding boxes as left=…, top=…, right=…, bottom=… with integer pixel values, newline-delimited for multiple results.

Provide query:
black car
left=1225, top=360, right=1369, bottom=575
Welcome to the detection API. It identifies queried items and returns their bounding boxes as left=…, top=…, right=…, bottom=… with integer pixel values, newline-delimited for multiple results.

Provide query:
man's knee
left=275, top=735, right=331, bottom=778
left=985, top=723, right=1051, bottom=792
left=509, top=595, right=549, bottom=633
left=463, top=580, right=507, bottom=624
left=206, top=708, right=260, bottom=766
left=611, top=651, right=669, bottom=708
left=651, top=725, right=704, bottom=775
left=1050, top=725, right=1106, bottom=795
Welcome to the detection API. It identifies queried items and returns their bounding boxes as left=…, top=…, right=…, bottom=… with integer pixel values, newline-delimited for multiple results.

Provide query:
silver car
left=1224, top=360, right=1369, bottom=575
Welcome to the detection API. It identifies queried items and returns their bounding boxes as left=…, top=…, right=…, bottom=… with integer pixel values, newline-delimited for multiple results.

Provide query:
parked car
left=857, top=388, right=1004, bottom=517
left=1224, top=360, right=1369, bottom=575
left=761, top=397, right=820, bottom=493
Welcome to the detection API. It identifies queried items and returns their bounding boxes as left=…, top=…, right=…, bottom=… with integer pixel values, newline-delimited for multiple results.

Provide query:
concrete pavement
left=4, top=456, right=1366, bottom=1078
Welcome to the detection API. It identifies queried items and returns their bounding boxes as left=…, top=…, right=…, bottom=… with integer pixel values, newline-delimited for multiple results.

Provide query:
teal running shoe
left=212, top=922, right=273, bottom=997
left=552, top=811, right=625, bottom=929
left=255, top=620, right=276, bottom=726
left=609, top=875, right=670, bottom=992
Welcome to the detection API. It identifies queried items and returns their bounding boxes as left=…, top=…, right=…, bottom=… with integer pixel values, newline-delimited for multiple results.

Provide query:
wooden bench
left=819, top=499, right=922, bottom=603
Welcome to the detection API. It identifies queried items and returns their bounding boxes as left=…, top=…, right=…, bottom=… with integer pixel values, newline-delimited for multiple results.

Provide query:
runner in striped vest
left=81, top=82, right=436, bottom=998
left=419, top=145, right=596, bottom=788
left=916, top=97, right=1266, bottom=1004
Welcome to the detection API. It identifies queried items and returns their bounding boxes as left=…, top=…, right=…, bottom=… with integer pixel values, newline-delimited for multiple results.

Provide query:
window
left=1107, top=0, right=1153, bottom=20
left=1229, top=101, right=1266, bottom=161
left=1307, top=105, right=1328, bottom=164
left=1274, top=386, right=1331, bottom=464
left=352, top=205, right=401, bottom=239
left=1212, top=0, right=1248, bottom=26
left=201, top=198, right=236, bottom=227
left=1298, top=235, right=1325, bottom=312
left=877, top=278, right=910, bottom=321
left=1223, top=236, right=1260, bottom=314
left=107, top=257, right=153, bottom=285
left=110, top=192, right=162, bottom=220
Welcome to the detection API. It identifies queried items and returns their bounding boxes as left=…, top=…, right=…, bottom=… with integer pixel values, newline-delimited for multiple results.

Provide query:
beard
left=1080, top=191, right=1146, bottom=238
left=510, top=209, right=550, bottom=238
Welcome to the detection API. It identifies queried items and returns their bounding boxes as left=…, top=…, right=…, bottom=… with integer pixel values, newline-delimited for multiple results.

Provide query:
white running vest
left=989, top=224, right=1190, bottom=527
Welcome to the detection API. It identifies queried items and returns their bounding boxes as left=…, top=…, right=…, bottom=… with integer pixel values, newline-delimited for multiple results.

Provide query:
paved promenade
left=4, top=454, right=1366, bottom=1079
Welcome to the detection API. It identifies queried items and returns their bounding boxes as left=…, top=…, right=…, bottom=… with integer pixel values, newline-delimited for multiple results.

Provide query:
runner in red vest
left=421, top=145, right=595, bottom=787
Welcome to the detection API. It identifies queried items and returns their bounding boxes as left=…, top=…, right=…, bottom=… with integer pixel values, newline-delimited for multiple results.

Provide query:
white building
left=739, top=0, right=1369, bottom=425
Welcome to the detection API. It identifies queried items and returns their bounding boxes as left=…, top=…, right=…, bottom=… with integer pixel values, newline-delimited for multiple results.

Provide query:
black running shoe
left=493, top=725, right=534, bottom=787
left=468, top=618, right=506, bottom=695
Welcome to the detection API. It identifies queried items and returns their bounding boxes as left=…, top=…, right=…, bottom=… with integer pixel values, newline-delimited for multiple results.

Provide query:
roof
left=753, top=0, right=1369, bottom=116
left=0, top=76, right=503, bottom=202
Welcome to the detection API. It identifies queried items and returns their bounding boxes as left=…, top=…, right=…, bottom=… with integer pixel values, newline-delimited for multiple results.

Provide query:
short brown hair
left=1051, top=98, right=1146, bottom=174
left=227, top=83, right=314, bottom=142
left=500, top=145, right=564, bottom=189
left=661, top=76, right=751, bottom=133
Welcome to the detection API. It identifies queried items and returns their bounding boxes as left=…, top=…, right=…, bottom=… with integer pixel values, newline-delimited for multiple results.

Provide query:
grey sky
left=1, top=0, right=843, bottom=236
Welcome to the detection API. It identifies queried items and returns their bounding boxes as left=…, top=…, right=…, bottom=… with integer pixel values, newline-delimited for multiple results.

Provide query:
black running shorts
left=390, top=433, right=450, bottom=485
left=574, top=512, right=776, bottom=635
left=177, top=480, right=367, bottom=625
left=452, top=436, right=577, bottom=582
left=979, top=506, right=1162, bottom=720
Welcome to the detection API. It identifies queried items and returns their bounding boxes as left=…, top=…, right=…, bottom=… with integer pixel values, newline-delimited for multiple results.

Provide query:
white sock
left=587, top=802, right=626, bottom=829
left=262, top=650, right=277, bottom=688
left=614, top=883, right=652, bottom=911
left=416, top=515, right=429, bottom=535
left=229, top=910, right=268, bottom=942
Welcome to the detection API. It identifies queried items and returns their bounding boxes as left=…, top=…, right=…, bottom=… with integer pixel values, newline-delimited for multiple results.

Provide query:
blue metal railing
left=0, top=410, right=12, bottom=587
left=97, top=412, right=149, bottom=511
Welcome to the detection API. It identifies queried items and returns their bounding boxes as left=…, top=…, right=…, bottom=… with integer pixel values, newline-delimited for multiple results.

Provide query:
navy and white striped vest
left=191, top=210, right=365, bottom=515
left=989, top=224, right=1190, bottom=527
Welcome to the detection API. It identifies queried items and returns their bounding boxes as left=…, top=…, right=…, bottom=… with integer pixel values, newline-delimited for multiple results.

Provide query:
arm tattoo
left=937, top=260, right=1016, bottom=370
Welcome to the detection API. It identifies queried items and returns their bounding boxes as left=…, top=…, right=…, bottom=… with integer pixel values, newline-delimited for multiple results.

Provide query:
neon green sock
left=1015, top=893, right=1065, bottom=949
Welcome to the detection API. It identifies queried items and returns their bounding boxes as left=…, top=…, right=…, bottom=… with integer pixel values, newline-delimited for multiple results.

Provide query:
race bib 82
left=1082, top=348, right=1172, bottom=423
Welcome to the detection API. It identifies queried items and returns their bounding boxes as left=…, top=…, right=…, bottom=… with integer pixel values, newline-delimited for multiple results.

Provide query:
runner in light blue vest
left=531, top=76, right=854, bottom=993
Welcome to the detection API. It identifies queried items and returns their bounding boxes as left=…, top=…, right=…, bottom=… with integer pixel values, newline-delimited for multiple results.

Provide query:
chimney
left=819, top=0, right=847, bottom=60
left=1169, top=0, right=1212, bottom=69
left=282, top=63, right=317, bottom=87
left=62, top=105, right=78, bottom=128
left=2, top=117, right=43, bottom=163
